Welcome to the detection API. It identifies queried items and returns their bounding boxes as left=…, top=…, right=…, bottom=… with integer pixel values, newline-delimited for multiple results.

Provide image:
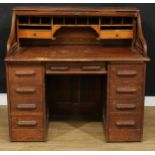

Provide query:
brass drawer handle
left=116, top=103, right=136, bottom=110
left=17, top=120, right=37, bottom=127
left=81, top=66, right=102, bottom=71
left=15, top=71, right=35, bottom=76
left=116, top=88, right=137, bottom=94
left=16, top=87, right=36, bottom=93
left=50, top=66, right=70, bottom=71
left=116, top=120, right=135, bottom=127
left=16, top=104, right=37, bottom=110
left=117, top=71, right=137, bottom=76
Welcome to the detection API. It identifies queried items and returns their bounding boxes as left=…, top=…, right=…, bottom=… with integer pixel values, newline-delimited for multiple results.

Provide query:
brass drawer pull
left=81, top=66, right=102, bottom=71
left=50, top=66, right=70, bottom=71
left=117, top=71, right=137, bottom=76
left=116, top=120, right=135, bottom=127
left=16, top=87, right=36, bottom=93
left=116, top=88, right=137, bottom=94
left=15, top=71, right=35, bottom=76
left=17, top=120, right=37, bottom=127
left=116, top=104, right=136, bottom=110
left=16, top=104, right=37, bottom=110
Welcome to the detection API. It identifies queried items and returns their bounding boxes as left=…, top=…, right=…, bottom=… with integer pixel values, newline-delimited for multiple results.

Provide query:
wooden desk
left=5, top=7, right=150, bottom=142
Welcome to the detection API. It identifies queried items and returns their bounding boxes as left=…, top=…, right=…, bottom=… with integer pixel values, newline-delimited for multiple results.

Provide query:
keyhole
left=116, top=34, right=119, bottom=37
left=33, top=33, right=37, bottom=37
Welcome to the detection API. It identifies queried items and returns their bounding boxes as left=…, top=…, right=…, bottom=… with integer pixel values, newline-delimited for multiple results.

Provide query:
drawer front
left=11, top=114, right=43, bottom=129
left=109, top=64, right=144, bottom=84
left=109, top=98, right=142, bottom=113
left=109, top=83, right=143, bottom=99
left=46, top=62, right=106, bottom=74
left=108, top=129, right=142, bottom=142
left=18, top=29, right=52, bottom=39
left=11, top=101, right=43, bottom=113
left=8, top=64, right=43, bottom=85
left=100, top=30, right=133, bottom=39
left=11, top=128, right=45, bottom=141
left=109, top=113, right=141, bottom=129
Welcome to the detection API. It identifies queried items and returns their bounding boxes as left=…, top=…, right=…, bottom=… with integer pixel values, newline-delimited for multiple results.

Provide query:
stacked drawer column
left=7, top=62, right=46, bottom=141
left=106, top=62, right=146, bottom=142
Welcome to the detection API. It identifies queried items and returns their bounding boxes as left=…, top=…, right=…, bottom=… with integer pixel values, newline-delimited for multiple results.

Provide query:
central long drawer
left=46, top=62, right=107, bottom=74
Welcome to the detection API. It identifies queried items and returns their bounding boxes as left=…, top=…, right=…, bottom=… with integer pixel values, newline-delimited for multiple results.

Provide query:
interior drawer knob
left=115, top=34, right=119, bottom=37
left=17, top=120, right=37, bottom=127
left=33, top=33, right=37, bottom=37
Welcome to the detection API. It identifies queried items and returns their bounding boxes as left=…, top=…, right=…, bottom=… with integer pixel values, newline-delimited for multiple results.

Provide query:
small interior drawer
left=100, top=30, right=133, bottom=39
left=18, top=29, right=52, bottom=39
left=46, top=62, right=107, bottom=74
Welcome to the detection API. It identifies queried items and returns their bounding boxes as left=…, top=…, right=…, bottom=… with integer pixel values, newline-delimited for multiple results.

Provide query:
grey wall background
left=0, top=3, right=154, bottom=95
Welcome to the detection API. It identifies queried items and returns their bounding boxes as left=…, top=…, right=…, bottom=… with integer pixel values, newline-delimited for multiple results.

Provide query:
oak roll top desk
left=5, top=7, right=150, bottom=142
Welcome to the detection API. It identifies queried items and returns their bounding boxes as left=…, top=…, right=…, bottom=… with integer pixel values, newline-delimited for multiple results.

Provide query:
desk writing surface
left=6, top=46, right=149, bottom=62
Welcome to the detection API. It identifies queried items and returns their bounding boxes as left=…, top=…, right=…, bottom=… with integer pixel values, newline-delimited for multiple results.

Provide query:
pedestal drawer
left=109, top=113, right=142, bottom=129
left=8, top=63, right=43, bottom=85
left=107, top=129, right=142, bottom=142
left=109, top=98, right=142, bottom=113
left=11, top=129, right=45, bottom=142
left=109, top=63, right=145, bottom=84
left=109, top=83, right=143, bottom=99
left=11, top=114, right=44, bottom=129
